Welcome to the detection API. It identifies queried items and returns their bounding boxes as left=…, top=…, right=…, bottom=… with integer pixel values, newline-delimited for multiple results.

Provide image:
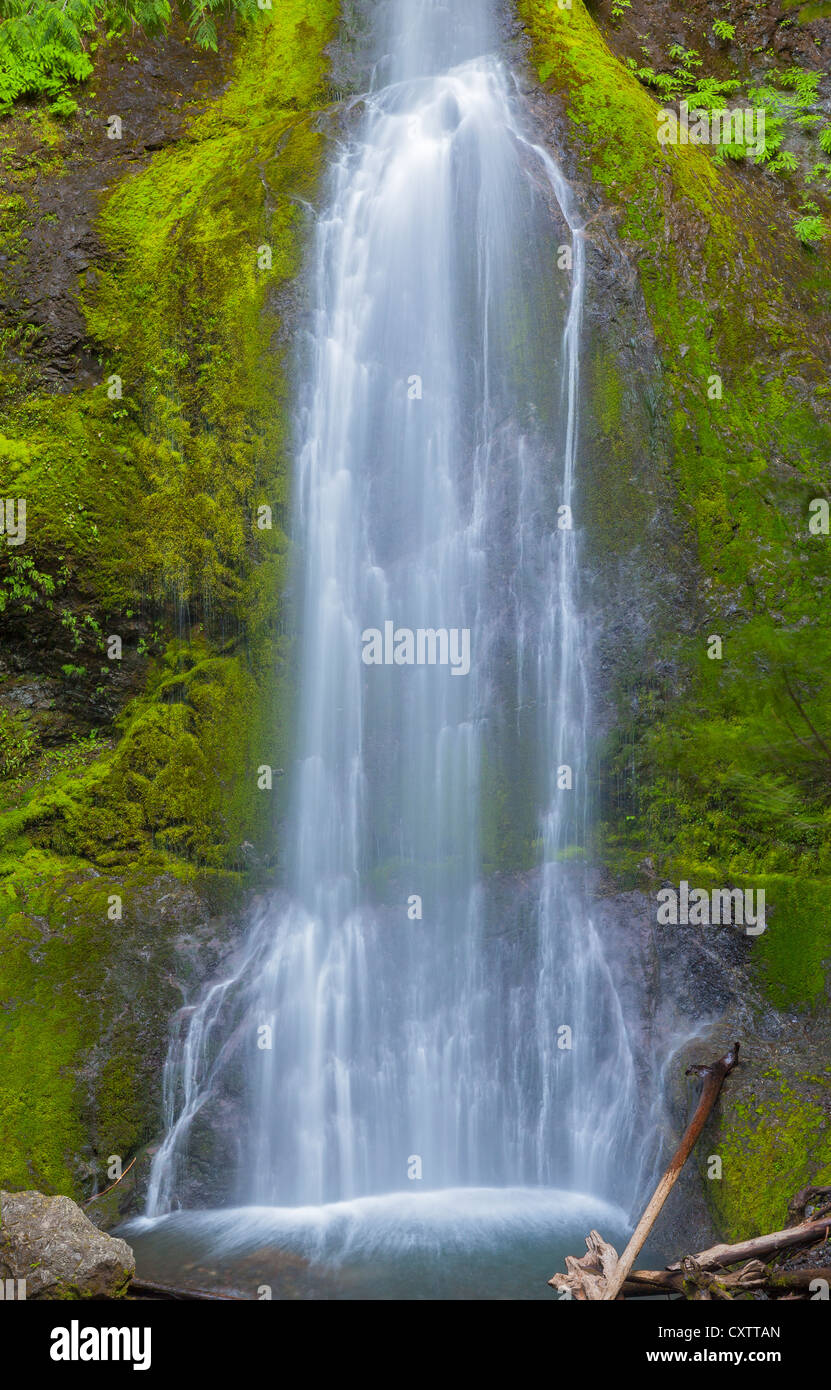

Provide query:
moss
left=0, top=645, right=275, bottom=870
left=0, top=867, right=108, bottom=1192
left=0, top=4, right=337, bottom=1198
left=581, top=349, right=657, bottom=556
left=708, top=1067, right=831, bottom=1240
left=754, top=877, right=831, bottom=1009
left=521, top=1, right=831, bottom=1010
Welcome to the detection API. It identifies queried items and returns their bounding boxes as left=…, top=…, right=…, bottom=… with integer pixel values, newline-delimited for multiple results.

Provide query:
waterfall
left=143, top=0, right=641, bottom=1277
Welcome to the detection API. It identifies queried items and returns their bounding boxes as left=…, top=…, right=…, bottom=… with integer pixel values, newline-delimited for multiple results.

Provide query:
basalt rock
left=0, top=1190, right=135, bottom=1298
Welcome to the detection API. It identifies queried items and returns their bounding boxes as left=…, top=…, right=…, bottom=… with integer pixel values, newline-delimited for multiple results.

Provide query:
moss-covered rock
left=707, top=1062, right=831, bottom=1240
left=0, top=4, right=337, bottom=1203
left=519, top=0, right=831, bottom=995
left=518, top=0, right=831, bottom=1239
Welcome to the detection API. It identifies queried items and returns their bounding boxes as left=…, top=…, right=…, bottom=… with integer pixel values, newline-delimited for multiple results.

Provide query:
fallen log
left=622, top=1261, right=831, bottom=1299
left=603, top=1043, right=741, bottom=1300
left=128, top=1277, right=242, bottom=1301
left=551, top=1043, right=741, bottom=1299
left=787, top=1185, right=831, bottom=1226
left=666, top=1215, right=831, bottom=1272
left=549, top=1042, right=740, bottom=1301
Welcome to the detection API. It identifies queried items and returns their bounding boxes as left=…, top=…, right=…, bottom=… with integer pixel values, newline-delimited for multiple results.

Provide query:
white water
left=144, top=0, right=641, bottom=1271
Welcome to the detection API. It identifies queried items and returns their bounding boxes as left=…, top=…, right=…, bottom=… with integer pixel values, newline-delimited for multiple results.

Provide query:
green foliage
left=615, top=20, right=827, bottom=226
left=712, top=20, right=735, bottom=42
left=0, top=0, right=94, bottom=107
left=0, top=552, right=57, bottom=614
left=746, top=68, right=822, bottom=169
left=795, top=212, right=826, bottom=243
left=0, top=0, right=261, bottom=107
left=778, top=65, right=821, bottom=106
left=710, top=1068, right=831, bottom=1241
left=0, top=708, right=36, bottom=778
left=766, top=150, right=798, bottom=175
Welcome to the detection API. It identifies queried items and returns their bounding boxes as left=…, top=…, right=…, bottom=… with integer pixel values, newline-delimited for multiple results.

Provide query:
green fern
left=794, top=213, right=825, bottom=245
left=767, top=150, right=799, bottom=175
left=778, top=65, right=821, bottom=106
left=0, top=0, right=263, bottom=108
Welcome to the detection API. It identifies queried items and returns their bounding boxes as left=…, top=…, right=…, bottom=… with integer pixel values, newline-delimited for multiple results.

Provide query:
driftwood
left=550, top=1043, right=740, bottom=1301
left=128, top=1277, right=241, bottom=1301
left=623, top=1262, right=831, bottom=1299
left=666, top=1214, right=831, bottom=1272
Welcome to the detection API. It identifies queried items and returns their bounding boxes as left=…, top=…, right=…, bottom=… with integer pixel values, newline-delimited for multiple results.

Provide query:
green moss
left=0, top=867, right=109, bottom=1192
left=754, top=878, right=831, bottom=1009
left=521, top=1, right=831, bottom=1011
left=709, top=1068, right=831, bottom=1240
left=0, top=3, right=337, bottom=1199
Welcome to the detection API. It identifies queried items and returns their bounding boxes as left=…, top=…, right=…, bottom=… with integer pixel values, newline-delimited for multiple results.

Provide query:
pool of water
left=124, top=1187, right=659, bottom=1300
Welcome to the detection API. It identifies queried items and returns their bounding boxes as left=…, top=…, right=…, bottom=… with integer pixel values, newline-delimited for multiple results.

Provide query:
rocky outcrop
left=0, top=9, right=336, bottom=1211
left=517, top=0, right=831, bottom=1246
left=0, top=1190, right=134, bottom=1298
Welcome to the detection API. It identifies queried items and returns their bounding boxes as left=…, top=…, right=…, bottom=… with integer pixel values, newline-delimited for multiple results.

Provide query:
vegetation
left=1, top=0, right=829, bottom=1242
left=522, top=0, right=831, bottom=1236
left=0, top=2, right=337, bottom=1194
left=0, top=0, right=261, bottom=108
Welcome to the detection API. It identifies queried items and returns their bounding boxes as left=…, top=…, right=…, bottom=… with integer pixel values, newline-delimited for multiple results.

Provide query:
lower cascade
left=139, top=0, right=645, bottom=1295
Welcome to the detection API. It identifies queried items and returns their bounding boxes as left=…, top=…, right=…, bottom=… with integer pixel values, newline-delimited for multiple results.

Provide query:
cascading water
left=135, top=0, right=644, bottom=1298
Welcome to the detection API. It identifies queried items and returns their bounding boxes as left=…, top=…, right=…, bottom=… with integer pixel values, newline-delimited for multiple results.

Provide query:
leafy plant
left=0, top=553, right=57, bottom=614
left=0, top=0, right=262, bottom=107
left=767, top=150, right=799, bottom=175
left=0, top=707, right=37, bottom=778
left=0, top=0, right=95, bottom=106
left=805, top=161, right=831, bottom=186
left=48, top=91, right=79, bottom=117
left=712, top=20, right=735, bottom=41
left=778, top=65, right=821, bottom=107
left=794, top=214, right=825, bottom=244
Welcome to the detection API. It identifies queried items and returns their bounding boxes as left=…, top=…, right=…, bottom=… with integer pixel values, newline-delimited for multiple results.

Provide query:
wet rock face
left=76, top=875, right=249, bottom=1222
left=0, top=27, right=235, bottom=752
left=0, top=1190, right=135, bottom=1298
left=589, top=0, right=829, bottom=73
left=1, top=24, right=231, bottom=389
left=594, top=884, right=831, bottom=1252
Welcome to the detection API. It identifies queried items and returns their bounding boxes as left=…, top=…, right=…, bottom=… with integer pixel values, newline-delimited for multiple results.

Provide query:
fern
left=767, top=150, right=799, bottom=175
left=794, top=213, right=826, bottom=245
left=0, top=0, right=261, bottom=106
left=778, top=65, right=821, bottom=106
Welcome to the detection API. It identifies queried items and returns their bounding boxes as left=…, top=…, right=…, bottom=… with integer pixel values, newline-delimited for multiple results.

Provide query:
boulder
left=0, top=1191, right=135, bottom=1299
